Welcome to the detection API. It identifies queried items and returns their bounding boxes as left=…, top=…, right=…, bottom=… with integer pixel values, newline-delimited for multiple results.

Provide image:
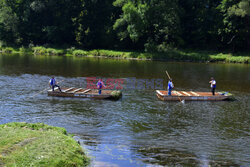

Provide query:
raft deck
left=48, top=87, right=122, bottom=100
left=156, top=90, right=232, bottom=101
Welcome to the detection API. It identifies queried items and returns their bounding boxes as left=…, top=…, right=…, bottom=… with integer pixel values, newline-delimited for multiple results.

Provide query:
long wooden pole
left=30, top=87, right=50, bottom=98
left=165, top=71, right=171, bottom=80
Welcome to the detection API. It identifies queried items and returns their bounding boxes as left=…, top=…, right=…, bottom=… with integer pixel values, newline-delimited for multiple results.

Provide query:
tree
left=178, top=0, right=224, bottom=50
left=73, top=0, right=119, bottom=49
left=217, top=0, right=250, bottom=51
left=113, top=0, right=181, bottom=52
left=0, top=0, right=83, bottom=46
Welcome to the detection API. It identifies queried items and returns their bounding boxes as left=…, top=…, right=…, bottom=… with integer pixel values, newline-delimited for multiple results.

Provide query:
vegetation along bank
left=0, top=46, right=249, bottom=64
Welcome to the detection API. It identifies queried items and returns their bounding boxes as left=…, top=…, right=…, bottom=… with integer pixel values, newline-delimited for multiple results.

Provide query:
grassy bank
left=0, top=122, right=89, bottom=167
left=0, top=46, right=249, bottom=63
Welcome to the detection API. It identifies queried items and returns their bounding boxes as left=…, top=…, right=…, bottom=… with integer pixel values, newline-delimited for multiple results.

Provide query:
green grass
left=0, top=122, right=89, bottom=167
left=0, top=46, right=249, bottom=63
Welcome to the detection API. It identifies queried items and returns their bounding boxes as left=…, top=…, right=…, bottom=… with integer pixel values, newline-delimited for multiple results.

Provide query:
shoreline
left=0, top=46, right=249, bottom=64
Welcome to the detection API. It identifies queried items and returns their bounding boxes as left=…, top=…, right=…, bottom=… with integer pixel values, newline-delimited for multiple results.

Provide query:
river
left=0, top=54, right=249, bottom=166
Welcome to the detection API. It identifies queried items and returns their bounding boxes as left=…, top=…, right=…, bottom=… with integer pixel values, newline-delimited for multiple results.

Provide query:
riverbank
left=0, top=122, right=89, bottom=166
left=0, top=46, right=249, bottom=63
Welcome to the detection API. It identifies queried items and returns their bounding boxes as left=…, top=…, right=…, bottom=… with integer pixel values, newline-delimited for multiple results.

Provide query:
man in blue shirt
left=168, top=78, right=174, bottom=95
left=97, top=79, right=106, bottom=94
left=49, top=76, right=62, bottom=92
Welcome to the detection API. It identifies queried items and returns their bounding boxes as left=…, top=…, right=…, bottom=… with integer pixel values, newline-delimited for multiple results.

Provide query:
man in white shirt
left=209, top=77, right=216, bottom=95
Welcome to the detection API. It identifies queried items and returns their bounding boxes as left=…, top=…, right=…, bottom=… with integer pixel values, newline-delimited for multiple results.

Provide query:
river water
left=0, top=54, right=249, bottom=166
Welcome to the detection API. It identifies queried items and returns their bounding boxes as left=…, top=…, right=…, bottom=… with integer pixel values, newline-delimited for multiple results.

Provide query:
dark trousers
left=52, top=85, right=61, bottom=91
left=168, top=88, right=172, bottom=95
left=211, top=87, right=215, bottom=95
left=98, top=89, right=102, bottom=94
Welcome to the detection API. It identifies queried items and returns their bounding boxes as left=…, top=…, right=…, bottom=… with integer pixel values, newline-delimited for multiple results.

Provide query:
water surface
left=0, top=54, right=249, bottom=166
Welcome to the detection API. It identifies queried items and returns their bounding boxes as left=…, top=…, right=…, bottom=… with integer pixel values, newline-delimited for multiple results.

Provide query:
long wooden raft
left=156, top=90, right=232, bottom=101
left=48, top=87, right=122, bottom=100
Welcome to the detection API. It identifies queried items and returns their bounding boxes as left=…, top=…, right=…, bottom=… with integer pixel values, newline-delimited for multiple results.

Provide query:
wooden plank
left=182, top=91, right=191, bottom=96
left=190, top=91, right=200, bottom=96
left=70, top=88, right=82, bottom=93
left=63, top=87, right=74, bottom=92
left=81, top=89, right=91, bottom=94
left=173, top=91, right=182, bottom=96
left=49, top=87, right=59, bottom=91
left=156, top=90, right=164, bottom=96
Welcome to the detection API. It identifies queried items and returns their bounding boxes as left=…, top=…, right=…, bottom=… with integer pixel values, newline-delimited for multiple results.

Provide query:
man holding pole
left=168, top=78, right=174, bottom=96
left=49, top=76, right=62, bottom=92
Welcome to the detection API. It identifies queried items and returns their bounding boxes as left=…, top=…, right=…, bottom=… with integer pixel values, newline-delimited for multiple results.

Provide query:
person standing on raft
left=209, top=77, right=216, bottom=95
left=97, top=79, right=106, bottom=94
left=49, top=76, right=62, bottom=92
left=168, top=78, right=174, bottom=95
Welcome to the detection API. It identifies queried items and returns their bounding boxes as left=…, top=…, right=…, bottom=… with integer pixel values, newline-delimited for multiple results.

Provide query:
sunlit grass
left=0, top=122, right=89, bottom=167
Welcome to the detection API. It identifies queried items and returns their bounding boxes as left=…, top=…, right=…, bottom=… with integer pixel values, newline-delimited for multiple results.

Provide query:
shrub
left=72, top=50, right=88, bottom=56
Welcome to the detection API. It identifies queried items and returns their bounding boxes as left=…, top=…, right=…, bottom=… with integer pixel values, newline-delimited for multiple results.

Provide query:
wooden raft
left=156, top=90, right=232, bottom=101
left=48, top=87, right=121, bottom=100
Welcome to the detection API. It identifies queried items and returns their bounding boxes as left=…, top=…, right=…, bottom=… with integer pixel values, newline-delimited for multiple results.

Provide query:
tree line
left=0, top=0, right=249, bottom=52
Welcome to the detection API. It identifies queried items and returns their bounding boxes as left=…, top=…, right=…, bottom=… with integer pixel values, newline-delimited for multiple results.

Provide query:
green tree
left=0, top=0, right=249, bottom=51
left=0, top=0, right=82, bottom=46
left=0, top=0, right=26, bottom=45
left=217, top=0, right=250, bottom=51
left=228, top=0, right=250, bottom=17
left=113, top=0, right=181, bottom=52
left=178, top=0, right=223, bottom=50
left=73, top=0, right=119, bottom=49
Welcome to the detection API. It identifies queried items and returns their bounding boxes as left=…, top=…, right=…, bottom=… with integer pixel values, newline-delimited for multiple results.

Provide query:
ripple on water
left=0, top=58, right=249, bottom=166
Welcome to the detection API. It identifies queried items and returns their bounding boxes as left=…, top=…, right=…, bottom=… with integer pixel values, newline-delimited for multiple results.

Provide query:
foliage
left=32, top=47, right=65, bottom=56
left=1, top=46, right=249, bottom=63
left=111, top=90, right=122, bottom=100
left=0, top=0, right=249, bottom=52
left=217, top=0, right=250, bottom=51
left=228, top=0, right=250, bottom=17
left=72, top=49, right=88, bottom=56
left=113, top=0, right=181, bottom=52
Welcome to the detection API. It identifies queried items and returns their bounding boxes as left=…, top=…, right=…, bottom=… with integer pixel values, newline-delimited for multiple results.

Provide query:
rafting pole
left=165, top=70, right=184, bottom=104
left=165, top=70, right=171, bottom=80
left=30, top=87, right=50, bottom=98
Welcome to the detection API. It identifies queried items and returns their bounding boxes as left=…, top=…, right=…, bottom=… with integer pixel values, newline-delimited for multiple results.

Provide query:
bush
left=72, top=50, right=88, bottom=56
left=111, top=90, right=122, bottom=100
left=32, top=47, right=65, bottom=56
left=2, top=47, right=15, bottom=53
